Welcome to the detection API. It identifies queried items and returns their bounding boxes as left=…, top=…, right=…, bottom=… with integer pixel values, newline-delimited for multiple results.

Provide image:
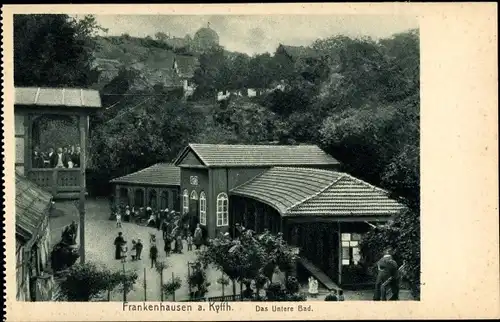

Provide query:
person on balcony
left=71, top=146, right=81, bottom=168
left=50, top=147, right=70, bottom=168
left=32, top=146, right=44, bottom=168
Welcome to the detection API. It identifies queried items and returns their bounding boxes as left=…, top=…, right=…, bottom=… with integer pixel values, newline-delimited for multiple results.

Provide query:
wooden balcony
left=27, top=168, right=84, bottom=200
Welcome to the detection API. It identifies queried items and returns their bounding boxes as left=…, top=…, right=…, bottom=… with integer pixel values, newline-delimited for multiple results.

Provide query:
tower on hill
left=192, top=22, right=220, bottom=52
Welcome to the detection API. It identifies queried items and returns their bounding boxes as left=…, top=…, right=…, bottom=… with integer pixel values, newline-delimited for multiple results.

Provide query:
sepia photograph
left=11, top=13, right=421, bottom=304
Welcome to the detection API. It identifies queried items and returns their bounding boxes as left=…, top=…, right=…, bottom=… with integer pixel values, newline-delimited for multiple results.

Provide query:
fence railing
left=28, top=168, right=81, bottom=197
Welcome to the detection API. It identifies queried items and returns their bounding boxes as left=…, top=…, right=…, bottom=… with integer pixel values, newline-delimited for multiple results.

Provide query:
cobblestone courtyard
left=50, top=197, right=412, bottom=301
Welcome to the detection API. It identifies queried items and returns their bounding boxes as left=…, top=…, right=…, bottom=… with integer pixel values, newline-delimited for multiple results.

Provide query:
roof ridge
left=111, top=163, right=172, bottom=181
left=188, top=143, right=209, bottom=166
left=341, top=172, right=390, bottom=195
left=286, top=172, right=345, bottom=213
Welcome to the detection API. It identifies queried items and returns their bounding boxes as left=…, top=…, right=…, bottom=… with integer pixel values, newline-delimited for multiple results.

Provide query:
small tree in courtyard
left=155, top=261, right=169, bottom=301
left=163, top=276, right=182, bottom=301
left=197, top=228, right=297, bottom=300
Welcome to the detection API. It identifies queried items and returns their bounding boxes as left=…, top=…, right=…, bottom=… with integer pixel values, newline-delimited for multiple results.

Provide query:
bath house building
left=174, top=143, right=405, bottom=288
left=110, top=163, right=180, bottom=211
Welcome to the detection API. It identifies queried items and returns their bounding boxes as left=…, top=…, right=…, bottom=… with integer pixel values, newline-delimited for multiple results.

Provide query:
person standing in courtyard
left=164, top=237, right=171, bottom=256
left=121, top=241, right=128, bottom=263
left=116, top=211, right=122, bottom=228
left=136, top=239, right=143, bottom=260
left=373, top=247, right=400, bottom=301
left=114, top=232, right=125, bottom=260
left=149, top=243, right=158, bottom=268
left=175, top=235, right=183, bottom=254
left=193, top=224, right=203, bottom=250
left=186, top=233, right=193, bottom=251
left=130, top=240, right=137, bottom=261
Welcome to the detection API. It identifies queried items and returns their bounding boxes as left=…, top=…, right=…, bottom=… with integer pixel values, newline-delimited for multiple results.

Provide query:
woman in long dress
left=114, top=232, right=125, bottom=260
left=193, top=224, right=203, bottom=250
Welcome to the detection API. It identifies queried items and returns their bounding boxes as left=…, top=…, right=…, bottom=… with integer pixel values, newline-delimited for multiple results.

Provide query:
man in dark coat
left=136, top=239, right=144, bottom=260
left=32, top=146, right=44, bottom=168
left=71, top=146, right=81, bottom=168
left=373, top=247, right=400, bottom=301
left=50, top=147, right=70, bottom=168
left=149, top=243, right=158, bottom=268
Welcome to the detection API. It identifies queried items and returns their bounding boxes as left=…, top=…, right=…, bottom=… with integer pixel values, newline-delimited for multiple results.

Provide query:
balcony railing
left=27, top=168, right=83, bottom=199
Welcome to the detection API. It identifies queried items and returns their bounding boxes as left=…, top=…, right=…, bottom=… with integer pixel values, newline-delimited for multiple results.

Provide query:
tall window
left=216, top=192, right=229, bottom=227
left=190, top=190, right=198, bottom=200
left=182, top=189, right=189, bottom=214
left=341, top=233, right=362, bottom=266
left=199, top=191, right=207, bottom=225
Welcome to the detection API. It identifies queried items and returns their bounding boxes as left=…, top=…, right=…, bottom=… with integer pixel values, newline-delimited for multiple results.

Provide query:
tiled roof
left=176, top=143, right=340, bottom=167
left=231, top=167, right=405, bottom=218
left=110, top=163, right=180, bottom=186
left=16, top=174, right=53, bottom=242
left=15, top=87, right=102, bottom=108
left=232, top=167, right=342, bottom=214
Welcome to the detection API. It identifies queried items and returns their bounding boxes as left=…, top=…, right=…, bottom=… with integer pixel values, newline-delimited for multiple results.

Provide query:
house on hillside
left=173, top=143, right=406, bottom=289
left=110, top=163, right=181, bottom=211
left=91, top=58, right=122, bottom=84
left=16, top=173, right=55, bottom=301
left=173, top=55, right=199, bottom=97
left=276, top=44, right=322, bottom=62
left=275, top=44, right=324, bottom=82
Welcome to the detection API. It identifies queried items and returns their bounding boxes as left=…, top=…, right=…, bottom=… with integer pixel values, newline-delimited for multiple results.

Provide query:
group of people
left=32, top=145, right=81, bottom=169
left=113, top=232, right=146, bottom=264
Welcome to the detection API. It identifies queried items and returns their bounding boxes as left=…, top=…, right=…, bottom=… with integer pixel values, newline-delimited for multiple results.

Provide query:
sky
left=90, top=15, right=418, bottom=55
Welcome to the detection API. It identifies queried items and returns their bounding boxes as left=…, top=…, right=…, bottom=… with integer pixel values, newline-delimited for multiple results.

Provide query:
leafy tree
left=192, top=46, right=227, bottom=98
left=58, top=262, right=138, bottom=301
left=14, top=14, right=105, bottom=87
left=198, top=229, right=297, bottom=298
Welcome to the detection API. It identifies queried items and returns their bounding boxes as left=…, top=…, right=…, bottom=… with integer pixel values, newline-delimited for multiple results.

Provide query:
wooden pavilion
left=15, top=87, right=102, bottom=264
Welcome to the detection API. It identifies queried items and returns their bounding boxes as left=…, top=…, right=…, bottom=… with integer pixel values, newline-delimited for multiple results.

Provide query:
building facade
left=174, top=144, right=341, bottom=238
left=110, top=163, right=181, bottom=211
left=174, top=143, right=405, bottom=288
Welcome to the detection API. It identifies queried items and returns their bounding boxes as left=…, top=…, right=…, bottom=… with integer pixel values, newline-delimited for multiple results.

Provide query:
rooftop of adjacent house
left=16, top=173, right=53, bottom=242
left=231, top=167, right=405, bottom=218
left=175, top=143, right=340, bottom=168
left=278, top=44, right=321, bottom=59
left=15, top=87, right=102, bottom=108
left=110, top=163, right=181, bottom=186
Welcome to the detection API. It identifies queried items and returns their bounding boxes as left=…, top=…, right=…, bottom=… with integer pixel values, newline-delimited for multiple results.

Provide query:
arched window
left=216, top=193, right=229, bottom=227
left=199, top=191, right=207, bottom=225
left=182, top=189, right=189, bottom=214
left=190, top=190, right=198, bottom=200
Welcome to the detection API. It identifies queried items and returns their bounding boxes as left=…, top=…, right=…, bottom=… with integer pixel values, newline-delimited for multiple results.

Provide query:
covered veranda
left=230, top=167, right=406, bottom=288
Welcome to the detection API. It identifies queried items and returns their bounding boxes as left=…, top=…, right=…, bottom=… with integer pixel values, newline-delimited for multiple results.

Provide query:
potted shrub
left=163, top=277, right=182, bottom=301
left=188, top=264, right=210, bottom=300
left=285, top=276, right=300, bottom=294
